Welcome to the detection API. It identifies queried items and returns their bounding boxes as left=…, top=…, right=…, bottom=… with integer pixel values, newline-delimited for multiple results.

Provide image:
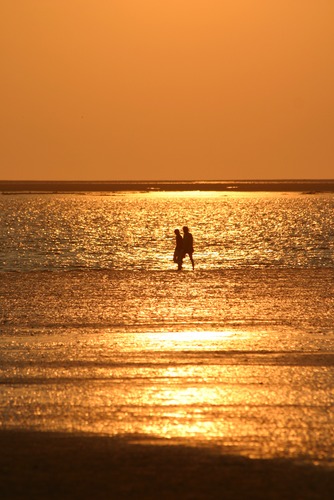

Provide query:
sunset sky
left=1, top=1, right=333, bottom=180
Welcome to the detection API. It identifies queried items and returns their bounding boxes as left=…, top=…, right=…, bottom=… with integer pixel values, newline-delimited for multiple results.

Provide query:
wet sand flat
left=0, top=430, right=333, bottom=500
left=1, top=269, right=333, bottom=470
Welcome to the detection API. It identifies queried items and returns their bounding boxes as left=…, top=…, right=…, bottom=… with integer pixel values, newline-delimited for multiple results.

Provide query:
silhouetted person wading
left=173, top=229, right=183, bottom=270
left=182, top=226, right=194, bottom=270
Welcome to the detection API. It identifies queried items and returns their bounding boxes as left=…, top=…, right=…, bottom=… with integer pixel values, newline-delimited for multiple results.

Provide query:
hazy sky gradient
left=1, top=1, right=333, bottom=180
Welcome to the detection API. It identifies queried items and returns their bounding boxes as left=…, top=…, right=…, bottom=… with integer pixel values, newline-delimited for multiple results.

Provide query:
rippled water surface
left=1, top=191, right=334, bottom=271
left=1, top=190, right=333, bottom=466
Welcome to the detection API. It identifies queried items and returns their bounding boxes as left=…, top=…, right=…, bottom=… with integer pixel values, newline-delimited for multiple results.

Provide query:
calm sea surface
left=1, top=187, right=333, bottom=466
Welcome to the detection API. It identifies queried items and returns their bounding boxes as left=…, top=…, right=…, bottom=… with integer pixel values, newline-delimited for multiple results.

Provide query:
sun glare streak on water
left=1, top=326, right=333, bottom=463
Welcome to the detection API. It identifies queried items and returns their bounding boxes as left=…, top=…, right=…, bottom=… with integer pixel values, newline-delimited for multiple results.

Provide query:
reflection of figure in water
left=182, top=226, right=195, bottom=270
left=173, top=229, right=183, bottom=271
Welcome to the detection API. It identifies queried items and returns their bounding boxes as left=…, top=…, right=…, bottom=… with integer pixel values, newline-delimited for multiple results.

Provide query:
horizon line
left=1, top=178, right=334, bottom=183
left=1, top=179, right=334, bottom=193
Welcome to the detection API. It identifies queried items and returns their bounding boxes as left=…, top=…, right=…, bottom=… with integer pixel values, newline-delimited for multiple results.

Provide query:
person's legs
left=182, top=251, right=194, bottom=270
left=177, top=252, right=183, bottom=270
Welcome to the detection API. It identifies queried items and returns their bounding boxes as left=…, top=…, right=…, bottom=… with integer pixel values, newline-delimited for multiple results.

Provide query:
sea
left=1, top=181, right=333, bottom=467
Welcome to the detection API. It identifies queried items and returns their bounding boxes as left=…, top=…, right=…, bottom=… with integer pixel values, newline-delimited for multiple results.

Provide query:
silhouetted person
left=182, top=226, right=194, bottom=270
left=173, top=229, right=183, bottom=270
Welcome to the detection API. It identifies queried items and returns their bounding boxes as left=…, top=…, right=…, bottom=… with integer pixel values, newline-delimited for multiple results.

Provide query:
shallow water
left=1, top=190, right=333, bottom=466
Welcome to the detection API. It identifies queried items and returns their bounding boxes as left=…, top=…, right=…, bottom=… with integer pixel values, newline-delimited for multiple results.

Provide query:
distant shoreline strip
left=1, top=180, right=334, bottom=193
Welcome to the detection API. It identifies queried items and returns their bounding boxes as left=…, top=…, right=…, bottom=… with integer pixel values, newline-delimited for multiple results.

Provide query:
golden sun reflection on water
left=1, top=325, right=333, bottom=463
left=148, top=190, right=227, bottom=199
left=147, top=190, right=283, bottom=199
left=69, top=329, right=329, bottom=461
left=146, top=330, right=237, bottom=349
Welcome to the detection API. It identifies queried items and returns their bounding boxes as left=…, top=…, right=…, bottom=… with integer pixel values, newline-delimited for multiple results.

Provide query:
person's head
left=183, top=226, right=189, bottom=234
left=174, top=229, right=180, bottom=235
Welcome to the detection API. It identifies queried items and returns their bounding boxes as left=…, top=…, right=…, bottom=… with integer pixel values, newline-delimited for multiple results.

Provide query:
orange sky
left=1, top=1, right=333, bottom=180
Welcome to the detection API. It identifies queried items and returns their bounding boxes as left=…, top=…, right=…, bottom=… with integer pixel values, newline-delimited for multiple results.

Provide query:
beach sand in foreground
left=0, top=430, right=333, bottom=500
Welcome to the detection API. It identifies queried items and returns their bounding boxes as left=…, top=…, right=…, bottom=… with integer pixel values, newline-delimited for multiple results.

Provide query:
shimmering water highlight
left=1, top=191, right=333, bottom=272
